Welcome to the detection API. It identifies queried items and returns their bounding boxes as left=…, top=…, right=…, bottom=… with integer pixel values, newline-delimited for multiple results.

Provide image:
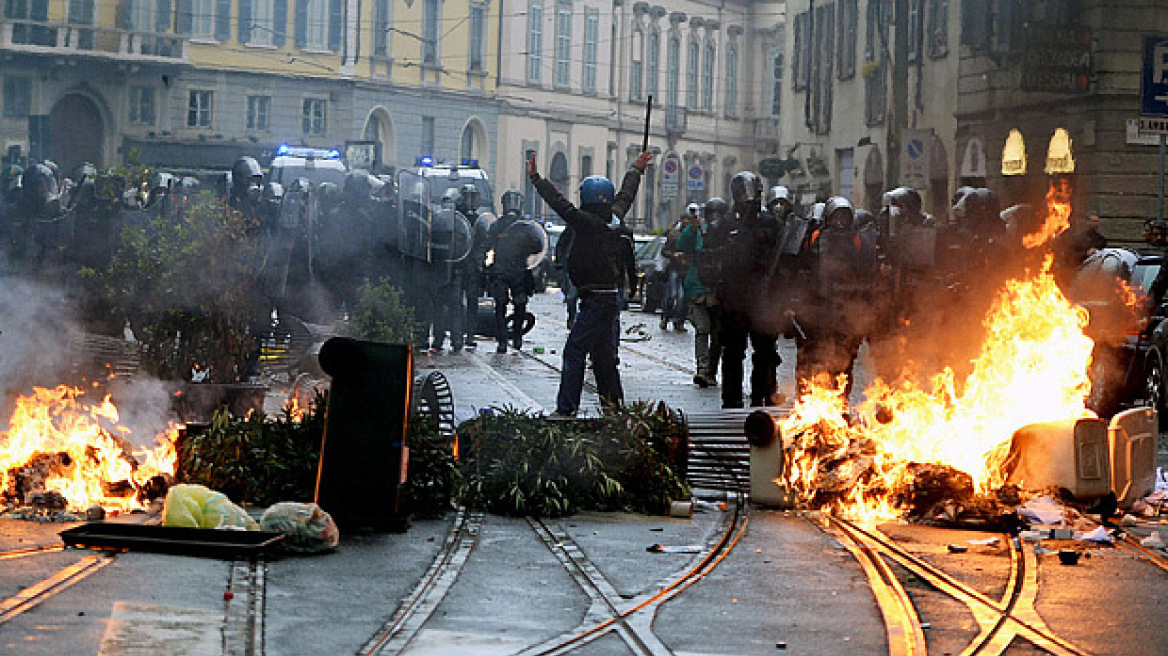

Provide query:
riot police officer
left=705, top=171, right=783, bottom=408
left=458, top=183, right=492, bottom=349
left=487, top=190, right=542, bottom=353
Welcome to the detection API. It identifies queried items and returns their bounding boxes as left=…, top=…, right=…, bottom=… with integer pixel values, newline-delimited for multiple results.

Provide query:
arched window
left=667, top=34, right=680, bottom=108
left=686, top=38, right=699, bottom=109
left=630, top=26, right=644, bottom=100
left=701, top=43, right=715, bottom=110
left=724, top=45, right=738, bottom=115
left=646, top=29, right=659, bottom=98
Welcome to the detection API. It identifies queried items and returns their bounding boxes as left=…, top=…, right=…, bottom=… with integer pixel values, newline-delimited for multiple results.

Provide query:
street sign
left=1127, top=118, right=1164, bottom=144
left=1140, top=116, right=1168, bottom=135
left=1140, top=35, right=1168, bottom=118
left=900, top=129, right=931, bottom=189
left=660, top=154, right=681, bottom=200
left=686, top=163, right=704, bottom=191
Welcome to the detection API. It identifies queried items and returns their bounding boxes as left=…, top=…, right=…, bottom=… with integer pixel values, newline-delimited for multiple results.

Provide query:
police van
left=266, top=144, right=349, bottom=189
left=410, top=157, right=495, bottom=215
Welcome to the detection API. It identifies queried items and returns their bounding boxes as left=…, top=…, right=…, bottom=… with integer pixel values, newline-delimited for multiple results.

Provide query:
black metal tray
left=59, top=522, right=285, bottom=559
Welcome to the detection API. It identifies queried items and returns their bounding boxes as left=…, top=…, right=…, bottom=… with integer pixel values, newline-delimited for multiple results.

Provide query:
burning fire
left=1, top=385, right=178, bottom=513
left=781, top=184, right=1102, bottom=520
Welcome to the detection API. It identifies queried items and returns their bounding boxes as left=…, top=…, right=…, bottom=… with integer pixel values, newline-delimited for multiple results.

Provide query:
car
left=544, top=223, right=566, bottom=289
left=630, top=234, right=667, bottom=312
left=410, top=157, right=495, bottom=215
left=265, top=144, right=348, bottom=188
left=1068, top=247, right=1164, bottom=417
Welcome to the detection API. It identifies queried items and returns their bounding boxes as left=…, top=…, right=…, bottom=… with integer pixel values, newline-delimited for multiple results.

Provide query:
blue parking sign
left=1142, top=35, right=1168, bottom=117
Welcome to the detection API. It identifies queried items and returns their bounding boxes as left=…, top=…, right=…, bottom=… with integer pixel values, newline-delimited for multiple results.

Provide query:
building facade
left=495, top=0, right=787, bottom=230
left=1, top=0, right=501, bottom=176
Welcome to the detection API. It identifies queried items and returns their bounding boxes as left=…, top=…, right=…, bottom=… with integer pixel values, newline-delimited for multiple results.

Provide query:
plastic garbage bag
left=162, top=484, right=258, bottom=530
left=259, top=502, right=340, bottom=553
left=1019, top=496, right=1065, bottom=526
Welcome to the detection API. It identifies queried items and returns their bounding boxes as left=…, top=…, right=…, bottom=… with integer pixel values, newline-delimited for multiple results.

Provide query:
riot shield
left=430, top=206, right=473, bottom=263
left=396, top=171, right=432, bottom=261
left=778, top=215, right=811, bottom=256
left=492, top=219, right=548, bottom=271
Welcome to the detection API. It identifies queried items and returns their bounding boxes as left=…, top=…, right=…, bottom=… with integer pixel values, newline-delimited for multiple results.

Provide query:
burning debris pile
left=0, top=385, right=178, bottom=520
left=775, top=185, right=1134, bottom=525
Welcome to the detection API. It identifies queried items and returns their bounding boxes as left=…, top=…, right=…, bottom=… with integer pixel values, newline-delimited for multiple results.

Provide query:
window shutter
left=294, top=0, right=306, bottom=47
left=215, top=0, right=230, bottom=40
left=238, top=0, right=250, bottom=42
left=327, top=0, right=341, bottom=51
left=155, top=0, right=170, bottom=33
left=273, top=0, right=286, bottom=45
left=176, top=0, right=192, bottom=33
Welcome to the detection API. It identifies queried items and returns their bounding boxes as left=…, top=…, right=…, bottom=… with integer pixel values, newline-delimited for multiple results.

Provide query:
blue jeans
left=556, top=292, right=623, bottom=415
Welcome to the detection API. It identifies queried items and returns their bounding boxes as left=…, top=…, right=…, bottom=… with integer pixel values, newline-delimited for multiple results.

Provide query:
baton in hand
left=642, top=95, right=653, bottom=153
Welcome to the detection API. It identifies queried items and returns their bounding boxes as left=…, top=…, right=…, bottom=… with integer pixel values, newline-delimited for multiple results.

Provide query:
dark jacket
left=532, top=168, right=642, bottom=294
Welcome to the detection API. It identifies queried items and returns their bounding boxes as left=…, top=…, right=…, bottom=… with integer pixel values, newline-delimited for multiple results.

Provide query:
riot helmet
left=686, top=202, right=700, bottom=216
left=71, top=162, right=97, bottom=185
left=501, top=189, right=523, bottom=214
left=704, top=197, right=729, bottom=222
left=231, top=156, right=263, bottom=185
left=808, top=202, right=826, bottom=222
left=441, top=187, right=461, bottom=209
left=765, top=185, right=793, bottom=216
left=458, top=183, right=480, bottom=213
left=262, top=181, right=285, bottom=202
left=822, top=196, right=855, bottom=232
left=42, top=160, right=60, bottom=184
left=730, top=171, right=762, bottom=205
left=886, top=186, right=923, bottom=219
left=580, top=175, right=615, bottom=206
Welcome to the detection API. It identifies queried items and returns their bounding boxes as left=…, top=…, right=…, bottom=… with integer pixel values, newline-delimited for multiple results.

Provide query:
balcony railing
left=0, top=18, right=189, bottom=62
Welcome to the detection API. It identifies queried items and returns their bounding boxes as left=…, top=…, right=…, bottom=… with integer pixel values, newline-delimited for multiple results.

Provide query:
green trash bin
left=315, top=337, right=413, bottom=533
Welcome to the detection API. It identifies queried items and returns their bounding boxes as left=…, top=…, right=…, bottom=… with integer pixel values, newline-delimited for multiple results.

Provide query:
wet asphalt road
left=2, top=289, right=1168, bottom=655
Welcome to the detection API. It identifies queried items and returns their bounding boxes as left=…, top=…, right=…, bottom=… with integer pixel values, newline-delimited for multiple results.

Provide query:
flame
left=1, top=385, right=178, bottom=513
left=781, top=184, right=1098, bottom=520
left=1022, top=178, right=1072, bottom=249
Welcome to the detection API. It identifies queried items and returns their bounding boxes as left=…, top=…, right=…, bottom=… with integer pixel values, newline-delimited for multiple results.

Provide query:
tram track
left=0, top=550, right=117, bottom=625
left=825, top=516, right=1093, bottom=656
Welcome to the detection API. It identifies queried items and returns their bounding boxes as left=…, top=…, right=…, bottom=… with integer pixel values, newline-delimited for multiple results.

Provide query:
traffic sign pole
left=1160, top=134, right=1165, bottom=220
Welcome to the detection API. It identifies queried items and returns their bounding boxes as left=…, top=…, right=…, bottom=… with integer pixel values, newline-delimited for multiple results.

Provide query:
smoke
left=0, top=273, right=77, bottom=398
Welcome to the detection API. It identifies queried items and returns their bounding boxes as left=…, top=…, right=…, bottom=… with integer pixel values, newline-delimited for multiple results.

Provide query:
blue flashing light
left=327, top=149, right=341, bottom=159
left=416, top=156, right=435, bottom=167
left=461, top=158, right=478, bottom=167
left=276, top=144, right=290, bottom=156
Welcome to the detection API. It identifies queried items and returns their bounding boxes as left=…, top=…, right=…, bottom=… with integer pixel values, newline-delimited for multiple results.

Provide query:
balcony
left=0, top=18, right=189, bottom=63
left=665, top=106, right=687, bottom=136
left=752, top=117, right=781, bottom=149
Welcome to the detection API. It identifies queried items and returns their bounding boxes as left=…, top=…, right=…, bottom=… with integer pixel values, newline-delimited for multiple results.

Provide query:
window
left=724, top=45, right=737, bottom=116
left=247, top=95, right=271, bottom=131
left=686, top=39, right=699, bottom=109
left=306, top=0, right=328, bottom=49
left=130, top=0, right=155, bottom=32
left=770, top=53, right=782, bottom=116
left=554, top=4, right=571, bottom=87
left=629, top=26, right=643, bottom=100
left=865, top=0, right=888, bottom=125
left=67, top=0, right=95, bottom=49
left=251, top=0, right=275, bottom=45
left=302, top=98, right=326, bottom=135
left=809, top=2, right=835, bottom=133
left=792, top=12, right=810, bottom=90
left=3, top=76, right=31, bottom=118
left=580, top=154, right=593, bottom=178
left=646, top=29, right=659, bottom=98
left=469, top=4, right=486, bottom=70
left=907, top=0, right=922, bottom=62
left=374, top=0, right=391, bottom=54
left=6, top=0, right=55, bottom=46
left=927, top=0, right=948, bottom=57
left=701, top=43, right=714, bottom=111
left=128, top=86, right=155, bottom=125
left=837, top=0, right=857, bottom=79
left=421, top=117, right=435, bottom=156
left=187, top=90, right=213, bottom=128
left=460, top=125, right=476, bottom=160
left=527, top=2, right=543, bottom=83
left=422, top=0, right=439, bottom=62
left=583, top=11, right=599, bottom=92
left=191, top=0, right=214, bottom=37
left=666, top=34, right=679, bottom=108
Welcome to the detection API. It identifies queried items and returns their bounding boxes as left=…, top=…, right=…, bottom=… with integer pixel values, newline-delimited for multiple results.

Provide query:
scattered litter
left=1020, top=530, right=1045, bottom=542
left=1078, top=526, right=1113, bottom=544
left=1057, top=550, right=1081, bottom=565
left=649, top=527, right=664, bottom=532
left=223, top=591, right=235, bottom=600
left=920, top=622, right=932, bottom=629
left=1121, top=514, right=1140, bottom=526
left=1048, top=528, right=1074, bottom=540
left=533, top=347, right=546, bottom=354
left=776, top=641, right=787, bottom=649
left=1141, top=532, right=1166, bottom=548
left=1019, top=496, right=1065, bottom=526
left=647, top=544, right=703, bottom=553
left=967, top=537, right=1001, bottom=547
left=947, top=544, right=968, bottom=553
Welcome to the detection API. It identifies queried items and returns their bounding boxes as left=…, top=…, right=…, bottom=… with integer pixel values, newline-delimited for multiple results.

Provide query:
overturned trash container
left=316, top=337, right=413, bottom=533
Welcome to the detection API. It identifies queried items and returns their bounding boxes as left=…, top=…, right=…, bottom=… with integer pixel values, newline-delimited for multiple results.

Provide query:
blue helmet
left=580, top=175, right=615, bottom=206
